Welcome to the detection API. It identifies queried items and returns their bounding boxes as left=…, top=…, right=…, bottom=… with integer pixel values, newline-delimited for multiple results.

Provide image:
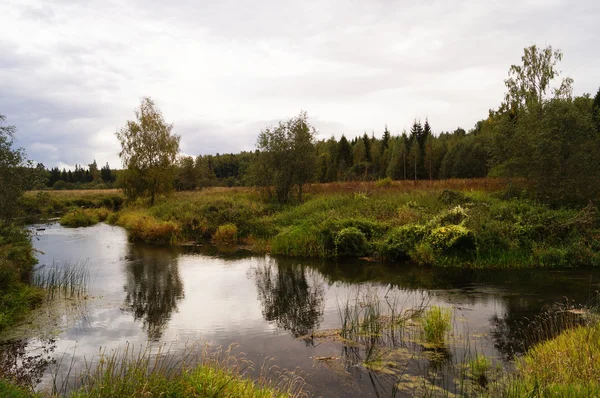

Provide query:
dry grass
left=25, top=189, right=122, bottom=197
left=304, top=178, right=514, bottom=196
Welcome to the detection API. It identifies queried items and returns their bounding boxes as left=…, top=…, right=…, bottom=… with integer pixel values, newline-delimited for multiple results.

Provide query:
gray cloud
left=0, top=0, right=599, bottom=168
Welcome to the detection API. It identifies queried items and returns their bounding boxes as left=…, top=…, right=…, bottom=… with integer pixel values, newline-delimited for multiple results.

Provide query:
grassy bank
left=90, top=179, right=600, bottom=268
left=0, top=222, right=44, bottom=332
left=18, top=190, right=123, bottom=223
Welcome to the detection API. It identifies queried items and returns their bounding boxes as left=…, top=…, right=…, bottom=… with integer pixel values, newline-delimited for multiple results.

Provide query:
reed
left=32, top=262, right=89, bottom=300
left=420, top=306, right=452, bottom=345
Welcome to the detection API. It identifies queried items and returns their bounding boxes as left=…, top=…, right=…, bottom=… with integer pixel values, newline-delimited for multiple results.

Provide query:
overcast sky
left=1, top=0, right=598, bottom=169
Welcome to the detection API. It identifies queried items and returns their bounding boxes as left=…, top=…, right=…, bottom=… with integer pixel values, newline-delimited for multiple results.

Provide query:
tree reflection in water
left=123, top=244, right=184, bottom=340
left=0, top=338, right=57, bottom=388
left=254, top=257, right=325, bottom=338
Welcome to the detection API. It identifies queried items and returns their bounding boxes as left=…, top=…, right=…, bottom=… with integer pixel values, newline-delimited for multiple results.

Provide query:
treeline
left=39, top=160, right=119, bottom=190
left=172, top=122, right=487, bottom=189
left=172, top=45, right=600, bottom=207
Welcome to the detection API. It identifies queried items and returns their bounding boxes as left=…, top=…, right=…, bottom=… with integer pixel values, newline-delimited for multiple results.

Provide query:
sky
left=1, top=0, right=599, bottom=170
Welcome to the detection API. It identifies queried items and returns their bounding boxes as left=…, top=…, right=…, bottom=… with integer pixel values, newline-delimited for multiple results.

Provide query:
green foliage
left=0, top=114, right=42, bottom=220
left=59, top=208, right=111, bottom=227
left=334, top=227, right=368, bottom=257
left=116, top=97, right=181, bottom=206
left=213, top=223, right=238, bottom=243
left=115, top=211, right=180, bottom=245
left=420, top=305, right=452, bottom=344
left=0, top=379, right=35, bottom=398
left=251, top=112, right=316, bottom=203
left=468, top=354, right=492, bottom=384
left=69, top=344, right=304, bottom=398
left=0, top=223, right=43, bottom=332
left=382, top=224, right=428, bottom=261
left=508, top=321, right=600, bottom=395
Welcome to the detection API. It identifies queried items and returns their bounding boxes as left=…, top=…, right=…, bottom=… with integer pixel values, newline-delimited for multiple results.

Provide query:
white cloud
left=0, top=0, right=599, bottom=167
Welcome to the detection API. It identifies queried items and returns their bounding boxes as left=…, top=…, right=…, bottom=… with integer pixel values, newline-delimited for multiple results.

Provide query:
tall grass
left=55, top=342, right=309, bottom=398
left=59, top=208, right=110, bottom=228
left=32, top=262, right=89, bottom=299
left=420, top=306, right=452, bottom=345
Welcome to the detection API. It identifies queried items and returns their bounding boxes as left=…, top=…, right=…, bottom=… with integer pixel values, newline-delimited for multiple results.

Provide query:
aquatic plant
left=420, top=306, right=452, bottom=345
left=32, top=261, right=89, bottom=299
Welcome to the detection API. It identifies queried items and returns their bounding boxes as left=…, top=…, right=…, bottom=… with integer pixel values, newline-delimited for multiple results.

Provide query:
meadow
left=32, top=178, right=599, bottom=269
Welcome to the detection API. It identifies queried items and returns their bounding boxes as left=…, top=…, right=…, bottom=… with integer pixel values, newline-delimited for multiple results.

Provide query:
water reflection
left=254, top=257, right=325, bottom=338
left=123, top=245, right=184, bottom=340
left=0, top=338, right=56, bottom=388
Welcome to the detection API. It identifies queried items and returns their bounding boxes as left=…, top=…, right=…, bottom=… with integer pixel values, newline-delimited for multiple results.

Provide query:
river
left=2, top=222, right=599, bottom=396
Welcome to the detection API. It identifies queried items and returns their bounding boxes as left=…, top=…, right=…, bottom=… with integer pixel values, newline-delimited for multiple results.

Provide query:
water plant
left=32, top=262, right=89, bottom=299
left=420, top=306, right=452, bottom=345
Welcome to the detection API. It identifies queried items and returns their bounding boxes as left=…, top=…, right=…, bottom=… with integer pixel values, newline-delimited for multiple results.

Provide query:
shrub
left=271, top=226, right=327, bottom=257
left=439, top=189, right=467, bottom=205
left=382, top=224, right=428, bottom=261
left=59, top=208, right=111, bottom=227
left=426, top=225, right=477, bottom=260
left=213, top=224, right=238, bottom=244
left=432, top=205, right=468, bottom=226
left=117, top=211, right=180, bottom=245
left=375, top=177, right=393, bottom=188
left=420, top=305, right=452, bottom=344
left=334, top=227, right=368, bottom=257
left=410, top=242, right=436, bottom=265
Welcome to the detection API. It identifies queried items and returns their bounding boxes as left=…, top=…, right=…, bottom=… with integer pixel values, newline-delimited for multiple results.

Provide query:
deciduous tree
left=116, top=97, right=180, bottom=205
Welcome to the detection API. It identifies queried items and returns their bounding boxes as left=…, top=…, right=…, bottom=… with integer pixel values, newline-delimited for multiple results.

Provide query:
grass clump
left=420, top=305, right=452, bottom=344
left=510, top=321, right=600, bottom=394
left=0, top=379, right=35, bottom=397
left=68, top=343, right=308, bottom=398
left=115, top=211, right=180, bottom=245
left=334, top=227, right=368, bottom=257
left=59, top=208, right=111, bottom=227
left=32, top=262, right=89, bottom=300
left=212, top=224, right=238, bottom=244
left=468, top=354, right=492, bottom=386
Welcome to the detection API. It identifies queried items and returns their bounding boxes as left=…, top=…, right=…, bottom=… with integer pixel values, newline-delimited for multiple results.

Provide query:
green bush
left=334, top=227, right=368, bottom=257
left=432, top=205, right=468, bottom=226
left=213, top=224, right=238, bottom=244
left=59, top=208, right=111, bottom=227
left=382, top=224, right=428, bottom=261
left=426, top=225, right=477, bottom=257
left=439, top=189, right=467, bottom=205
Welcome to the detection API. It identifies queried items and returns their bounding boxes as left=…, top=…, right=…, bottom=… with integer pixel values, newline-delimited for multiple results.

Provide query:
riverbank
left=0, top=222, right=43, bottom=332
left=48, top=180, right=599, bottom=269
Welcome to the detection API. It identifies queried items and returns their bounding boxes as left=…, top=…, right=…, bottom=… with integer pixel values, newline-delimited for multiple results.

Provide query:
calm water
left=3, top=222, right=600, bottom=396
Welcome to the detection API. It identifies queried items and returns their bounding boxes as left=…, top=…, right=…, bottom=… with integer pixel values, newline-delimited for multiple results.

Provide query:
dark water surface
left=4, top=222, right=600, bottom=396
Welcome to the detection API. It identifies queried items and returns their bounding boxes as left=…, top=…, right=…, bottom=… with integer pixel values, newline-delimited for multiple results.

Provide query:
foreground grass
left=1, top=343, right=308, bottom=398
left=507, top=320, right=600, bottom=396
